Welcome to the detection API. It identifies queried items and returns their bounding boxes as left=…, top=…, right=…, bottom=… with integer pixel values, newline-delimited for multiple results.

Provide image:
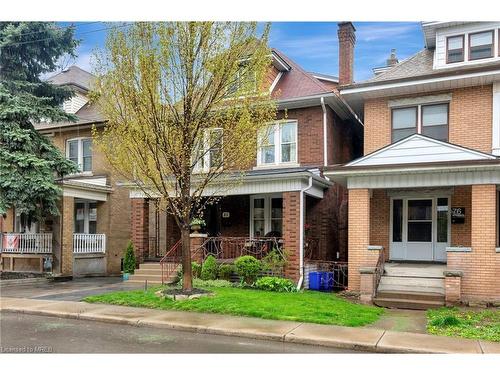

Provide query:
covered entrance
left=390, top=196, right=449, bottom=262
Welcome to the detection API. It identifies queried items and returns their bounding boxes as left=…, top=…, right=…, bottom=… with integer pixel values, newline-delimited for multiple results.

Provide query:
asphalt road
left=0, top=312, right=355, bottom=353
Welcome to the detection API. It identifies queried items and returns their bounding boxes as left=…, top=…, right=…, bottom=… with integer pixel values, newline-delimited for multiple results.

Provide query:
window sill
left=66, top=171, right=93, bottom=178
left=446, top=246, right=472, bottom=253
left=496, top=248, right=500, bottom=253
left=253, top=163, right=300, bottom=170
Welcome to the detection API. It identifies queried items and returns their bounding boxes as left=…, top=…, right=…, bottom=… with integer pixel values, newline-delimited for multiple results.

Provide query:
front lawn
left=83, top=286, right=383, bottom=327
left=427, top=307, right=500, bottom=342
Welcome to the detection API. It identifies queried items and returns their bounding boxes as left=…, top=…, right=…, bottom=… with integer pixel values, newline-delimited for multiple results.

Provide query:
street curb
left=0, top=278, right=49, bottom=287
left=1, top=298, right=498, bottom=354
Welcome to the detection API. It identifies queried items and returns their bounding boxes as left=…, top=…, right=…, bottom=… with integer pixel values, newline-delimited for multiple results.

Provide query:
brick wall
left=447, top=185, right=500, bottom=302
left=364, top=85, right=493, bottom=155
left=369, top=189, right=390, bottom=260
left=347, top=189, right=379, bottom=291
left=451, top=186, right=471, bottom=247
left=283, top=191, right=300, bottom=282
left=61, top=196, right=74, bottom=276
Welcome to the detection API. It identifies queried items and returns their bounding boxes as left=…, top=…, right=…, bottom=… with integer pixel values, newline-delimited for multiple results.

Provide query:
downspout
left=297, top=175, right=313, bottom=290
left=321, top=97, right=328, bottom=167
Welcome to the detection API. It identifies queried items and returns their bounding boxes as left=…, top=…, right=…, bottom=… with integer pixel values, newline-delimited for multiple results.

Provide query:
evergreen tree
left=0, top=22, right=79, bottom=226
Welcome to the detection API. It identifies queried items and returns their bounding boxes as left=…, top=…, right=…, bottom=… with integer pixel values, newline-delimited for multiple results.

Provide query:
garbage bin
left=309, top=272, right=321, bottom=290
left=321, top=272, right=334, bottom=291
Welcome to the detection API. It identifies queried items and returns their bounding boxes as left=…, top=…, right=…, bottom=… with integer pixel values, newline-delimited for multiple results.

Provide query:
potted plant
left=190, top=218, right=206, bottom=233
left=122, top=241, right=136, bottom=281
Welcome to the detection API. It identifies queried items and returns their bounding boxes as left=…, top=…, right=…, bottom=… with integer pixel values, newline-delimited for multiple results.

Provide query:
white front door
left=390, top=196, right=449, bottom=262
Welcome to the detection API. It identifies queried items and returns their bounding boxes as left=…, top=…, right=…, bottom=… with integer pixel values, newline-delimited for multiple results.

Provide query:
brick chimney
left=337, top=22, right=356, bottom=86
left=386, top=48, right=398, bottom=67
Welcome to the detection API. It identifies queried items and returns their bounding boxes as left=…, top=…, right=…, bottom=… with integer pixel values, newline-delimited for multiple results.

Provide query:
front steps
left=373, top=263, right=446, bottom=310
left=125, top=262, right=179, bottom=285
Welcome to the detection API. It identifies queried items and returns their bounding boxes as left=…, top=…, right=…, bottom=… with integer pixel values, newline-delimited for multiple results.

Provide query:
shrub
left=191, top=262, right=202, bottom=278
left=201, top=255, right=218, bottom=280
left=234, top=255, right=261, bottom=285
left=430, top=315, right=461, bottom=327
left=218, top=264, right=234, bottom=281
left=255, top=276, right=297, bottom=292
left=262, top=249, right=287, bottom=276
left=123, top=241, right=136, bottom=274
left=176, top=278, right=233, bottom=288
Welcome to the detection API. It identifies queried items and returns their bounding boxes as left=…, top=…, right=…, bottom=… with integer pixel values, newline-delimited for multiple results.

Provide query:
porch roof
left=58, top=176, right=113, bottom=201
left=125, top=167, right=332, bottom=199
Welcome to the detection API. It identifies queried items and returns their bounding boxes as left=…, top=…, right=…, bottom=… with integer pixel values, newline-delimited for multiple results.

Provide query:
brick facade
left=369, top=189, right=390, bottom=260
left=130, top=198, right=149, bottom=263
left=283, top=191, right=301, bottom=282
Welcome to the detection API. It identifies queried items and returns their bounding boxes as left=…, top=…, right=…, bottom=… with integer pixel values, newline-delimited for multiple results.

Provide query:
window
left=67, top=138, right=92, bottom=172
left=392, top=199, right=403, bottom=242
left=74, top=200, right=97, bottom=234
left=251, top=195, right=283, bottom=237
left=392, top=104, right=449, bottom=142
left=422, top=104, right=449, bottom=142
left=193, top=128, right=223, bottom=172
left=227, top=64, right=257, bottom=96
left=446, top=35, right=464, bottom=63
left=469, top=30, right=494, bottom=60
left=436, top=198, right=449, bottom=243
left=258, top=121, right=297, bottom=166
left=392, top=107, right=417, bottom=142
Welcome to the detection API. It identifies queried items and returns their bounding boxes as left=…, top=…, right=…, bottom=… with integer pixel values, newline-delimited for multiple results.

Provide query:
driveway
left=0, top=277, right=139, bottom=301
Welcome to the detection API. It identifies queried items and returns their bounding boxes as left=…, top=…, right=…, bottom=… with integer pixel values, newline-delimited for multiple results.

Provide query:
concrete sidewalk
left=1, top=297, right=499, bottom=354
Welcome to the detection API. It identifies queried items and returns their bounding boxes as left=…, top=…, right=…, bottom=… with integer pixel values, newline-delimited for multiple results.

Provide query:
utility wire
left=1, top=22, right=133, bottom=48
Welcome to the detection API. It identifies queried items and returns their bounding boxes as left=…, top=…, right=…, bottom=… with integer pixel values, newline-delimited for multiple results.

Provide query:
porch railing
left=0, top=233, right=53, bottom=254
left=199, top=236, right=284, bottom=261
left=374, top=249, right=385, bottom=297
left=160, top=239, right=182, bottom=285
left=73, top=233, right=106, bottom=254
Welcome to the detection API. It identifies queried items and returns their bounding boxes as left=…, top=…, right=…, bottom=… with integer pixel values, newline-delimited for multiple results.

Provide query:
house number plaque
left=451, top=207, right=465, bottom=224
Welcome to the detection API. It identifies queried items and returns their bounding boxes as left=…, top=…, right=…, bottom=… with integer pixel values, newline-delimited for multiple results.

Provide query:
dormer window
left=469, top=30, right=494, bottom=60
left=67, top=138, right=92, bottom=172
left=446, top=35, right=464, bottom=63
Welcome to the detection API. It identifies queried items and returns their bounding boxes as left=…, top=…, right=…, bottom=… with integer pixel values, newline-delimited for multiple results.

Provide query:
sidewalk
left=1, top=297, right=499, bottom=354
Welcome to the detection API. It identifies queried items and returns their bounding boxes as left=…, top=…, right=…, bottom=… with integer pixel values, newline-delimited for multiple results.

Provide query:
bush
left=176, top=278, right=233, bottom=288
left=201, top=255, right=218, bottom=280
left=255, top=276, right=297, bottom=292
left=430, top=315, right=461, bottom=327
left=218, top=264, right=234, bottom=281
left=234, top=255, right=261, bottom=285
left=262, top=249, right=287, bottom=276
left=191, top=262, right=202, bottom=278
left=123, top=241, right=136, bottom=274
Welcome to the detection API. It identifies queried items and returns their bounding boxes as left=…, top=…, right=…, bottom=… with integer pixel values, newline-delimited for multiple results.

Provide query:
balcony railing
left=199, top=236, right=284, bottom=261
left=73, top=233, right=106, bottom=254
left=0, top=233, right=53, bottom=254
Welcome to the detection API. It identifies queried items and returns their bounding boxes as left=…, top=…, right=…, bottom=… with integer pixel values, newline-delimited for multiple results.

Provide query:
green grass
left=427, top=307, right=500, bottom=342
left=83, top=287, right=383, bottom=327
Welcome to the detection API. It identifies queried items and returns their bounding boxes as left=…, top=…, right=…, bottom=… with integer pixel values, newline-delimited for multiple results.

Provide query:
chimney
left=337, top=22, right=356, bottom=86
left=386, top=48, right=398, bottom=67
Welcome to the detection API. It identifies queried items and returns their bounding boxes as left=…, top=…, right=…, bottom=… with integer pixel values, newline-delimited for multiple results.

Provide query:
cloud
left=356, top=23, right=421, bottom=42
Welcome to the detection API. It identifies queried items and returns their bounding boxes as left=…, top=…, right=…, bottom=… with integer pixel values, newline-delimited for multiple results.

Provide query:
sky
left=61, top=21, right=425, bottom=82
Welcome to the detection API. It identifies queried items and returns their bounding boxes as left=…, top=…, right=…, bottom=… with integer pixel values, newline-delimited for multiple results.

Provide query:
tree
left=92, top=22, right=276, bottom=291
left=0, top=22, right=79, bottom=226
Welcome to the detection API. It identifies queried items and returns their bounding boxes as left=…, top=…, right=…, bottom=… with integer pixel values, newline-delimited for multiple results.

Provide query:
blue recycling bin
left=309, top=272, right=322, bottom=290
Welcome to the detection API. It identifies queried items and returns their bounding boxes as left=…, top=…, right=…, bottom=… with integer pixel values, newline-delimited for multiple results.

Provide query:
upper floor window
left=446, top=35, right=464, bottom=63
left=469, top=30, right=494, bottom=60
left=67, top=138, right=92, bottom=172
left=257, top=121, right=297, bottom=167
left=193, top=128, right=223, bottom=172
left=392, top=104, right=449, bottom=143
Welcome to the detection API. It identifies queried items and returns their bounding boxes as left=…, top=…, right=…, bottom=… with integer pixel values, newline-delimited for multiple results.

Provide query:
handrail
left=374, top=249, right=385, bottom=297
left=0, top=233, right=52, bottom=254
left=73, top=233, right=106, bottom=254
left=197, top=236, right=284, bottom=261
left=160, top=239, right=182, bottom=285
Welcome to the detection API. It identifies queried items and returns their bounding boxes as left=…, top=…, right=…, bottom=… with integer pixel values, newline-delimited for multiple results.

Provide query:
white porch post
left=492, top=81, right=500, bottom=156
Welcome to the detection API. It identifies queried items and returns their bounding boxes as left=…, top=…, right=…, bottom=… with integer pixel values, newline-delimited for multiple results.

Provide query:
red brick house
left=127, top=22, right=363, bottom=286
left=326, top=22, right=500, bottom=307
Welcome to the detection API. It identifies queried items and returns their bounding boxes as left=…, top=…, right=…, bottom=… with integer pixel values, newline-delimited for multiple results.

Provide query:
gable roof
left=47, top=65, right=95, bottom=91
left=271, top=49, right=335, bottom=100
left=346, top=134, right=497, bottom=167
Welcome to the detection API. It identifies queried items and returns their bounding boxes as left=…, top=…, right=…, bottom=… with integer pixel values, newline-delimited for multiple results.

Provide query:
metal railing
left=304, top=237, right=320, bottom=260
left=0, top=233, right=53, bottom=254
left=374, top=249, right=385, bottom=297
left=160, top=239, right=182, bottom=284
left=73, top=233, right=106, bottom=254
left=198, top=236, right=284, bottom=261
left=305, top=260, right=349, bottom=290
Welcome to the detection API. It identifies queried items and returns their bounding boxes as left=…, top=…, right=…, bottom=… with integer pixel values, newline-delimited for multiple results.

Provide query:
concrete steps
left=125, top=262, right=179, bottom=285
left=374, top=263, right=446, bottom=310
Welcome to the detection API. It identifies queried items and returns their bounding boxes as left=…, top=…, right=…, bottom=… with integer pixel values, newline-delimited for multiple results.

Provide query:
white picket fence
left=73, top=233, right=106, bottom=254
left=0, top=233, right=53, bottom=254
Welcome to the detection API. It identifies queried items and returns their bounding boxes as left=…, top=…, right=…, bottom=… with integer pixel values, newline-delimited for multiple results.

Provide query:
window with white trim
left=67, top=138, right=92, bottom=172
left=469, top=30, right=494, bottom=61
left=193, top=128, right=223, bottom=172
left=392, top=103, right=449, bottom=143
left=74, top=200, right=97, bottom=234
left=250, top=195, right=283, bottom=237
left=257, top=121, right=297, bottom=166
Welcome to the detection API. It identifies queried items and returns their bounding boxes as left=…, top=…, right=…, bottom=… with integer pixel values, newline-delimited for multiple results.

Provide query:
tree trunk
left=181, top=226, right=193, bottom=292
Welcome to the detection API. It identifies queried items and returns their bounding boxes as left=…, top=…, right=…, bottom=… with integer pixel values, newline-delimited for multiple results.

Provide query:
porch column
left=348, top=188, right=377, bottom=292
left=60, top=196, right=74, bottom=277
left=131, top=198, right=149, bottom=264
left=283, top=191, right=301, bottom=282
